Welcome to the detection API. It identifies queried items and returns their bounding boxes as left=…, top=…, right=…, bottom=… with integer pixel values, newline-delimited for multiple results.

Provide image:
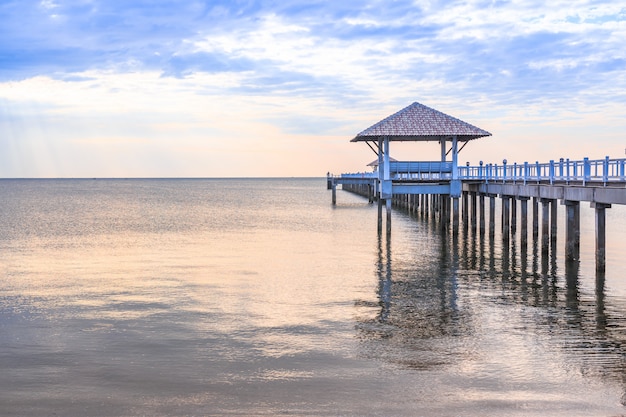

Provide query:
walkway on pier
left=328, top=102, right=626, bottom=272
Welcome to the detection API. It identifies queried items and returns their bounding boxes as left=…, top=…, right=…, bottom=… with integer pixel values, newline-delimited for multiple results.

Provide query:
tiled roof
left=351, top=102, right=491, bottom=142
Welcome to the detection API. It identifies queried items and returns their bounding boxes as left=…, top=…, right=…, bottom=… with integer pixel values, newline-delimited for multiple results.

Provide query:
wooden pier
left=329, top=102, right=626, bottom=272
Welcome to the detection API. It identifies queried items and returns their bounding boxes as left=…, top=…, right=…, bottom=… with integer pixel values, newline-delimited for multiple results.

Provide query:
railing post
left=479, top=160, right=484, bottom=180
left=559, top=158, right=564, bottom=179
left=513, top=162, right=518, bottom=183
left=620, top=159, right=625, bottom=181
left=603, top=155, right=609, bottom=185
left=565, top=158, right=570, bottom=183
left=583, top=157, right=590, bottom=185
left=549, top=160, right=555, bottom=185
left=502, top=160, right=507, bottom=183
left=535, top=161, right=540, bottom=183
left=523, top=161, right=529, bottom=185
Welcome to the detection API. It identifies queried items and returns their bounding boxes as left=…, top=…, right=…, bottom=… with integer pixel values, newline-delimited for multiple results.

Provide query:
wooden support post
left=471, top=192, right=477, bottom=232
left=377, top=199, right=383, bottom=235
left=592, top=202, right=611, bottom=272
left=479, top=193, right=485, bottom=237
left=462, top=191, right=469, bottom=227
left=532, top=196, right=539, bottom=244
left=564, top=200, right=580, bottom=261
left=541, top=199, right=550, bottom=253
left=510, top=197, right=517, bottom=234
left=430, top=194, right=437, bottom=220
left=439, top=194, right=448, bottom=230
left=550, top=198, right=558, bottom=248
left=453, top=197, right=460, bottom=234
left=489, top=194, right=496, bottom=240
left=502, top=196, right=510, bottom=241
left=519, top=197, right=529, bottom=249
left=386, top=198, right=392, bottom=235
left=332, top=182, right=337, bottom=205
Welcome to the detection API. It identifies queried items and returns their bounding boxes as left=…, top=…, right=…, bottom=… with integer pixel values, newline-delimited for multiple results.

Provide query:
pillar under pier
left=532, top=197, right=539, bottom=245
left=540, top=198, right=551, bottom=254
left=453, top=197, right=460, bottom=234
left=592, top=202, right=611, bottom=273
left=489, top=194, right=496, bottom=240
left=519, top=197, right=529, bottom=249
left=502, top=196, right=510, bottom=242
left=551, top=197, right=558, bottom=249
left=563, top=200, right=580, bottom=261
left=479, top=193, right=486, bottom=237
left=471, top=192, right=477, bottom=233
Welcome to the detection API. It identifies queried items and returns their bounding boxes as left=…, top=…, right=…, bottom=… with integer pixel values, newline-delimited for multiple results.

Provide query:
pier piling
left=564, top=200, right=580, bottom=261
left=593, top=203, right=611, bottom=272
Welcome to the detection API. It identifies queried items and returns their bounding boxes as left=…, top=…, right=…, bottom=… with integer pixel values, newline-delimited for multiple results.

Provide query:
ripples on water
left=1, top=178, right=626, bottom=416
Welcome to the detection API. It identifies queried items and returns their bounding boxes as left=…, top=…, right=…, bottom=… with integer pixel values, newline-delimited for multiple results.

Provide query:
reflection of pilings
left=595, top=271, right=607, bottom=331
left=376, top=234, right=392, bottom=323
left=502, top=230, right=511, bottom=279
left=520, top=225, right=529, bottom=283
left=565, top=259, right=580, bottom=316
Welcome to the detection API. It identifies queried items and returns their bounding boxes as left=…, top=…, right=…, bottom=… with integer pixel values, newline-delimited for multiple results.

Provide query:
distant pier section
left=328, top=102, right=626, bottom=272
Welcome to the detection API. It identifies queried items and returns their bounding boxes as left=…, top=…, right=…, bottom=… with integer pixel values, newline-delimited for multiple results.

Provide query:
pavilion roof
left=351, top=102, right=492, bottom=142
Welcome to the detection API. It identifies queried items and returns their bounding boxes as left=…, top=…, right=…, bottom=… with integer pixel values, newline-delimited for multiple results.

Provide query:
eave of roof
left=351, top=102, right=492, bottom=142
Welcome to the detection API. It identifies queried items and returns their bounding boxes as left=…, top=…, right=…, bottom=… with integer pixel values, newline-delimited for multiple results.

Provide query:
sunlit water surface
left=1, top=178, right=626, bottom=416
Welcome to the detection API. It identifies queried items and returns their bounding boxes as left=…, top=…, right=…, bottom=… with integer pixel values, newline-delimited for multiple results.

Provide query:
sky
left=0, top=0, right=625, bottom=178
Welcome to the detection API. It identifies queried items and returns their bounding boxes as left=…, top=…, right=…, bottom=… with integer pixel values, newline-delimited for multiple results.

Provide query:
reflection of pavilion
left=356, top=230, right=473, bottom=370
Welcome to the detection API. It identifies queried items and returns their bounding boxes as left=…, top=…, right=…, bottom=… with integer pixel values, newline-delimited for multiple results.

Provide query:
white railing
left=332, top=157, right=626, bottom=186
left=459, top=157, right=626, bottom=186
left=389, top=161, right=453, bottom=180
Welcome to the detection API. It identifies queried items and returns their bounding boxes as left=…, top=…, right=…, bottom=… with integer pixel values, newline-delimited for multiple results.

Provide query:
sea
left=1, top=177, right=626, bottom=417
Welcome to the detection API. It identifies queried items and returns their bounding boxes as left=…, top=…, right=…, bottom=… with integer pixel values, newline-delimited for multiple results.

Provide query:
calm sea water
left=1, top=178, right=626, bottom=416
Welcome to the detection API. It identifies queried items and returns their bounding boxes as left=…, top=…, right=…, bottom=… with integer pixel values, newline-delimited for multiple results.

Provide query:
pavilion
left=333, top=101, right=491, bottom=232
left=351, top=101, right=491, bottom=200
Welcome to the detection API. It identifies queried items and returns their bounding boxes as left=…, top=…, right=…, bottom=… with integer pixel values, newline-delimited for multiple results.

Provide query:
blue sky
left=1, top=0, right=625, bottom=177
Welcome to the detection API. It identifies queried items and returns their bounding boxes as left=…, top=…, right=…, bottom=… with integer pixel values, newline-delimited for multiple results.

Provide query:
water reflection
left=357, top=227, right=473, bottom=370
left=359, top=205, right=626, bottom=405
